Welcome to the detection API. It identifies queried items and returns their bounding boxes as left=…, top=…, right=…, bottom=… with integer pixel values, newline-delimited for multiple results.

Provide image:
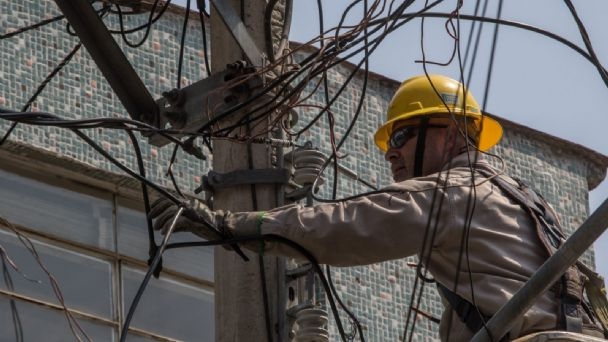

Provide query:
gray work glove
left=149, top=197, right=235, bottom=241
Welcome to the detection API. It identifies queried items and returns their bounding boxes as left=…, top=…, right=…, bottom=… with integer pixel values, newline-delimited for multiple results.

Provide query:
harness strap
left=474, top=165, right=585, bottom=334
left=437, top=283, right=509, bottom=341
left=437, top=283, right=490, bottom=333
left=413, top=117, right=429, bottom=177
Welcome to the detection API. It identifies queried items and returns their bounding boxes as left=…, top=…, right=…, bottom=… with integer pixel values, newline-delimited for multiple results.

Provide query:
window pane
left=0, top=229, right=113, bottom=318
left=122, top=266, right=214, bottom=341
left=0, top=296, right=115, bottom=342
left=117, top=204, right=214, bottom=281
left=0, top=168, right=114, bottom=251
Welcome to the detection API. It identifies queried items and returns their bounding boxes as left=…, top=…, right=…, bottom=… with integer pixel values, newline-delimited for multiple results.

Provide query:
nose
left=385, top=148, right=400, bottom=162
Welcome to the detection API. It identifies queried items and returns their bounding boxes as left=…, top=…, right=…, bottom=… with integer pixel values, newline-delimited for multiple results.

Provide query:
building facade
left=1, top=2, right=606, bottom=341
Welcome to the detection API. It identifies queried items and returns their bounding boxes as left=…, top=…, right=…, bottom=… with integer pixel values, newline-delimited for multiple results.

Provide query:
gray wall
left=0, top=2, right=603, bottom=341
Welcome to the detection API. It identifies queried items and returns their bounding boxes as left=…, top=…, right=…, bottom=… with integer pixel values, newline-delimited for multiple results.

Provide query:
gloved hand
left=149, top=197, right=234, bottom=241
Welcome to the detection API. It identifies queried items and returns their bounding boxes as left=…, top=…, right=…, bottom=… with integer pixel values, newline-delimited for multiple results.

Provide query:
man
left=150, top=75, right=601, bottom=341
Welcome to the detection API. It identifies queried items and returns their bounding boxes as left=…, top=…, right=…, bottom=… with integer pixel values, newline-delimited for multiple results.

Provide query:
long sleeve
left=233, top=175, right=452, bottom=266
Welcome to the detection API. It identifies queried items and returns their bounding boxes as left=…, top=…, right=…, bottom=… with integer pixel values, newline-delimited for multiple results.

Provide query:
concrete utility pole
left=210, top=1, right=285, bottom=341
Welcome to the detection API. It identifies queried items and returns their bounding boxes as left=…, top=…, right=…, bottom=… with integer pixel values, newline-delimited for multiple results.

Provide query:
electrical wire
left=2, top=256, right=24, bottom=342
left=480, top=0, right=504, bottom=111
left=562, top=0, right=608, bottom=87
left=463, top=0, right=490, bottom=89
left=0, top=1, right=106, bottom=40
left=1, top=3, right=112, bottom=146
left=163, top=233, right=365, bottom=342
left=0, top=42, right=82, bottom=146
left=119, top=206, right=185, bottom=342
left=196, top=0, right=212, bottom=76
left=4, top=1, right=608, bottom=341
left=0, top=216, right=93, bottom=341
left=402, top=5, right=446, bottom=340
left=264, top=0, right=293, bottom=63
left=399, top=12, right=608, bottom=77
left=113, top=0, right=170, bottom=48
left=0, top=13, right=65, bottom=40
left=1, top=109, right=252, bottom=268
left=177, top=0, right=191, bottom=90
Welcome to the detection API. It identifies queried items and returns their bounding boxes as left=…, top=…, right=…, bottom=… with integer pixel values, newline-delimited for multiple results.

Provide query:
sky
left=176, top=0, right=608, bottom=284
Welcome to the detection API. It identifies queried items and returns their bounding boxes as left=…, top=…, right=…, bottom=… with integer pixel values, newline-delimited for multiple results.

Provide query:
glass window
left=117, top=203, right=214, bottom=282
left=0, top=296, right=116, bottom=342
left=0, top=168, right=114, bottom=251
left=122, top=265, right=214, bottom=341
left=0, top=229, right=114, bottom=318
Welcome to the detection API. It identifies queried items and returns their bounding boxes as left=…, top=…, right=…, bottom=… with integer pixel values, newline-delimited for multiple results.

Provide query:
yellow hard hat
left=374, top=74, right=503, bottom=152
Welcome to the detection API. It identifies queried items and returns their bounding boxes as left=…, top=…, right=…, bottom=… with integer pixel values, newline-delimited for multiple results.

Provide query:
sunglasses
left=388, top=124, right=448, bottom=150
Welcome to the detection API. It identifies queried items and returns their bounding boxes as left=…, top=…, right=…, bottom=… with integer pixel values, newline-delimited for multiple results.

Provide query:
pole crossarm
left=53, top=0, right=158, bottom=122
left=209, top=0, right=266, bottom=66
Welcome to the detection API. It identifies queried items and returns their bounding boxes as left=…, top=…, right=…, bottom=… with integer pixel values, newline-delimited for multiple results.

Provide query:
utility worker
left=150, top=74, right=606, bottom=341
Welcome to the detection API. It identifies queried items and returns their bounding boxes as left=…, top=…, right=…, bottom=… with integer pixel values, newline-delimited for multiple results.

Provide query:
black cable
left=176, top=0, right=191, bottom=89
left=0, top=13, right=65, bottom=40
left=23, top=42, right=83, bottom=112
left=201, top=9, right=399, bottom=138
left=114, top=0, right=166, bottom=48
left=265, top=0, right=281, bottom=62
left=164, top=233, right=361, bottom=342
left=108, top=0, right=172, bottom=35
left=0, top=1, right=105, bottom=40
left=1, top=5, right=111, bottom=146
left=124, top=129, right=164, bottom=278
left=2, top=257, right=24, bottom=342
left=0, top=42, right=82, bottom=146
left=276, top=0, right=293, bottom=59
left=398, top=12, right=608, bottom=77
left=403, top=5, right=482, bottom=338
left=196, top=1, right=212, bottom=76
left=322, top=3, right=372, bottom=334
left=290, top=1, right=432, bottom=139
left=463, top=0, right=490, bottom=89
left=166, top=144, right=186, bottom=198
left=462, top=0, right=483, bottom=70
left=0, top=109, right=187, bottom=145
left=0, top=109, right=251, bottom=266
left=403, top=9, right=434, bottom=340
left=562, top=0, right=608, bottom=88
left=481, top=0, right=504, bottom=111
left=461, top=3, right=504, bottom=340
left=309, top=2, right=445, bottom=204
left=119, top=207, right=185, bottom=342
left=194, top=0, right=425, bottom=138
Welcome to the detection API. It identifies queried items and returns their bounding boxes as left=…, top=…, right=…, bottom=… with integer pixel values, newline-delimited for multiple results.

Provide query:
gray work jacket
left=234, top=152, right=559, bottom=341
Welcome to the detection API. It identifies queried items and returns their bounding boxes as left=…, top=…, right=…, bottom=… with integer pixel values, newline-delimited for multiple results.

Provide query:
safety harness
left=436, top=164, right=608, bottom=339
left=413, top=117, right=430, bottom=177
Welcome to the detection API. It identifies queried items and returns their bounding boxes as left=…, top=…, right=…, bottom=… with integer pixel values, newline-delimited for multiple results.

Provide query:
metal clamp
left=198, top=168, right=290, bottom=193
left=149, top=64, right=263, bottom=146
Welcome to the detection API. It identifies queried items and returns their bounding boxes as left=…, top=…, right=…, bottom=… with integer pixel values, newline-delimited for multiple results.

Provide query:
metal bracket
left=148, top=64, right=263, bottom=146
left=209, top=0, right=266, bottom=66
left=199, top=168, right=290, bottom=193
left=285, top=263, right=313, bottom=280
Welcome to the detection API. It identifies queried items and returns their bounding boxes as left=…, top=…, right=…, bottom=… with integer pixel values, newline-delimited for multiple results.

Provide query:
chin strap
left=413, top=117, right=429, bottom=177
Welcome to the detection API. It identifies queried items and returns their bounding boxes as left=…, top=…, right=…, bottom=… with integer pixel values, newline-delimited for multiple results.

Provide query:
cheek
left=424, top=137, right=448, bottom=169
